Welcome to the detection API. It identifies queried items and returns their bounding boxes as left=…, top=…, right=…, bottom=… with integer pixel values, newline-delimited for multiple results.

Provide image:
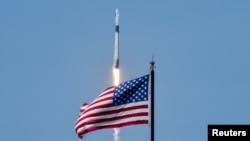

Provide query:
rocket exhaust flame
left=113, top=68, right=120, bottom=86
left=113, top=68, right=120, bottom=141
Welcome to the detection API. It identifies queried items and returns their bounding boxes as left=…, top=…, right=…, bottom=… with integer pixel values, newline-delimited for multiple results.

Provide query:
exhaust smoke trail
left=113, top=126, right=120, bottom=141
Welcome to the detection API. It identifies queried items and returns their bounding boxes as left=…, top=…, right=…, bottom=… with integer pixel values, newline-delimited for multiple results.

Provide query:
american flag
left=74, top=74, right=150, bottom=138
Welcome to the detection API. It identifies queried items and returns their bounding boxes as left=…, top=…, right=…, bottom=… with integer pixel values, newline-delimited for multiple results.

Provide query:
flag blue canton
left=113, top=75, right=149, bottom=106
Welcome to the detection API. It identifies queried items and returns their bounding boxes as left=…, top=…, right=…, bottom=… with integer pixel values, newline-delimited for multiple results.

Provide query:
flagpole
left=150, top=59, right=155, bottom=141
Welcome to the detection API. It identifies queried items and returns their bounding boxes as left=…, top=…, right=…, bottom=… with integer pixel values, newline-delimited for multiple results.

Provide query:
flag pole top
left=150, top=56, right=155, bottom=71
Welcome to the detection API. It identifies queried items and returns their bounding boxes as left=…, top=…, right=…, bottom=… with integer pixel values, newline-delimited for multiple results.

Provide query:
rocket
left=114, top=9, right=119, bottom=69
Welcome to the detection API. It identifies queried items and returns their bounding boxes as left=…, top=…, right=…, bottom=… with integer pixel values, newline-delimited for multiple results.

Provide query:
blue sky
left=1, top=0, right=250, bottom=141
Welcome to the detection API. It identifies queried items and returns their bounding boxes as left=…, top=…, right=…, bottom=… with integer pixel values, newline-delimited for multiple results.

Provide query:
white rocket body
left=114, top=9, right=119, bottom=68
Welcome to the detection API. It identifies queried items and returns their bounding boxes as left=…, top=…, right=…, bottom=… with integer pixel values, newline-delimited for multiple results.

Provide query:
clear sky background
left=1, top=0, right=250, bottom=141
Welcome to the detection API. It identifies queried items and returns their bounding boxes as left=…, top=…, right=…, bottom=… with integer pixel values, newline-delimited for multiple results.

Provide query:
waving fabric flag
left=74, top=74, right=150, bottom=138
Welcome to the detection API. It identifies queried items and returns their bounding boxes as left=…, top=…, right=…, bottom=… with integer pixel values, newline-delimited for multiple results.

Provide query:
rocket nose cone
left=115, top=9, right=119, bottom=16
